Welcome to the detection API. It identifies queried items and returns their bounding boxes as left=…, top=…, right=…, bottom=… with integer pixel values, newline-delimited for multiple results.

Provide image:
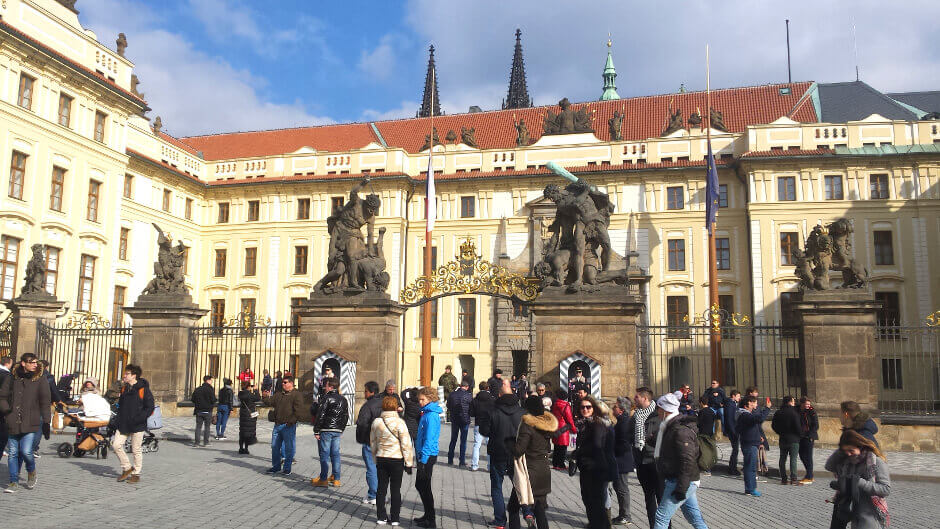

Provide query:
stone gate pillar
left=8, top=293, right=65, bottom=356
left=125, top=294, right=207, bottom=416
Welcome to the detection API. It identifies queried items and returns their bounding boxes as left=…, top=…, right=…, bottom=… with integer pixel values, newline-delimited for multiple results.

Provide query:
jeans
left=635, top=459, right=664, bottom=528
left=318, top=431, right=342, bottom=480
left=194, top=413, right=211, bottom=445
left=728, top=433, right=740, bottom=471
left=448, top=422, right=469, bottom=465
left=779, top=442, right=799, bottom=480
left=508, top=490, right=548, bottom=529
left=613, top=472, right=632, bottom=520
left=362, top=444, right=378, bottom=499
left=113, top=431, right=144, bottom=475
left=799, top=438, right=815, bottom=479
left=653, top=479, right=708, bottom=529
left=7, top=432, right=37, bottom=483
left=31, top=427, right=41, bottom=453
left=376, top=457, right=404, bottom=522
left=270, top=423, right=297, bottom=472
left=742, top=444, right=758, bottom=492
left=471, top=425, right=488, bottom=470
left=216, top=405, right=230, bottom=437
left=489, top=458, right=510, bottom=525
left=416, top=456, right=437, bottom=520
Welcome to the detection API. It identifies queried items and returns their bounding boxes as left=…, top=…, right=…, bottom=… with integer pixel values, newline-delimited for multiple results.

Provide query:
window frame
left=210, top=299, right=226, bottom=329
left=331, top=196, right=345, bottom=214
left=718, top=184, right=728, bottom=208
left=457, top=298, right=476, bottom=338
left=244, top=247, right=257, bottom=277
left=17, top=73, right=35, bottom=110
left=873, top=231, right=894, bottom=266
left=0, top=236, right=21, bottom=301
left=460, top=196, right=476, bottom=218
left=780, top=291, right=802, bottom=327
left=824, top=175, right=844, bottom=200
left=779, top=232, right=799, bottom=266
left=57, top=92, right=73, bottom=127
left=162, top=189, right=172, bottom=212
left=418, top=299, right=439, bottom=338
left=666, top=186, right=684, bottom=210
left=666, top=295, right=690, bottom=338
left=777, top=176, right=796, bottom=201
left=214, top=249, right=227, bottom=277
left=9, top=151, right=27, bottom=200
left=44, top=246, right=59, bottom=296
left=716, top=237, right=731, bottom=270
left=247, top=200, right=260, bottom=221
left=294, top=245, right=308, bottom=275
left=94, top=111, right=107, bottom=143
left=77, top=254, right=96, bottom=312
left=118, top=227, right=129, bottom=261
left=667, top=239, right=686, bottom=271
left=49, top=166, right=65, bottom=211
left=217, top=202, right=230, bottom=223
left=184, top=198, right=193, bottom=220
left=297, top=198, right=310, bottom=220
left=123, top=174, right=133, bottom=199
left=86, top=180, right=100, bottom=222
left=875, top=291, right=900, bottom=327
left=869, top=174, right=889, bottom=200
left=112, top=285, right=126, bottom=327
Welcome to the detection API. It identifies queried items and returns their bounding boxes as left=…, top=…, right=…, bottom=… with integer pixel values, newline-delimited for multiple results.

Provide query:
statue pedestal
left=124, top=294, right=207, bottom=416
left=795, top=290, right=881, bottom=416
left=530, top=286, right=645, bottom=401
left=8, top=294, right=65, bottom=355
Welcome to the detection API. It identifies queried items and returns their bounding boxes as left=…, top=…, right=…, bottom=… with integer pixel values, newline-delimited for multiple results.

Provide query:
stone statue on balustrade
left=18, top=244, right=53, bottom=299
left=313, top=177, right=388, bottom=295
left=141, top=223, right=187, bottom=295
left=543, top=98, right=594, bottom=135
left=793, top=218, right=868, bottom=291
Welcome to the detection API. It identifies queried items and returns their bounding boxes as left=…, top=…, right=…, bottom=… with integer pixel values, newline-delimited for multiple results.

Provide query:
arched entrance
left=559, top=351, right=601, bottom=399
left=313, top=349, right=357, bottom=425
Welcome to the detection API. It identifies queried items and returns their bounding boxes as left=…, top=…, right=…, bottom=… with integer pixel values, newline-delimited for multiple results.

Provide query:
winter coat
left=446, top=387, right=472, bottom=425
left=402, top=389, right=422, bottom=440
left=481, top=394, right=524, bottom=463
left=264, top=388, right=305, bottom=425
left=356, top=394, right=384, bottom=444
left=550, top=398, right=577, bottom=446
left=415, top=401, right=443, bottom=464
left=191, top=383, right=216, bottom=414
left=799, top=406, right=819, bottom=441
left=737, top=407, right=771, bottom=447
left=470, top=389, right=495, bottom=431
left=627, top=408, right=661, bottom=466
left=0, top=364, right=52, bottom=435
left=514, top=412, right=558, bottom=497
left=45, top=372, right=63, bottom=403
left=439, top=372, right=458, bottom=399
left=703, top=386, right=726, bottom=409
left=371, top=411, right=415, bottom=467
left=237, top=389, right=260, bottom=439
left=825, top=450, right=891, bottom=529
left=314, top=390, right=349, bottom=433
left=721, top=397, right=739, bottom=437
left=116, top=378, right=155, bottom=435
left=656, top=414, right=701, bottom=495
left=847, top=412, right=879, bottom=445
left=771, top=403, right=803, bottom=445
left=576, top=417, right=618, bottom=483
left=218, top=386, right=234, bottom=408
left=696, top=406, right=717, bottom=437
left=261, top=374, right=273, bottom=392
left=612, top=411, right=635, bottom=473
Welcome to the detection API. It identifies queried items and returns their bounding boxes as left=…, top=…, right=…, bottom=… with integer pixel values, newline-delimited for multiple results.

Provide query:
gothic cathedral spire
left=417, top=45, right=442, bottom=118
left=600, top=36, right=620, bottom=101
left=502, top=29, right=532, bottom=110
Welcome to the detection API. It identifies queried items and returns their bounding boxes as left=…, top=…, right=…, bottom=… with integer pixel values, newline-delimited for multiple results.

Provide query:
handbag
left=211, top=414, right=218, bottom=425
left=250, top=411, right=260, bottom=419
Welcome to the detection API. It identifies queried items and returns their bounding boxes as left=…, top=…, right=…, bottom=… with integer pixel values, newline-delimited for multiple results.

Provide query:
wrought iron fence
left=36, top=314, right=132, bottom=397
left=875, top=324, right=939, bottom=415
left=0, top=311, right=14, bottom=357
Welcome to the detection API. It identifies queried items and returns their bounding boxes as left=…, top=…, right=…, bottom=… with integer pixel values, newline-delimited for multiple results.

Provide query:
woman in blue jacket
left=414, top=387, right=442, bottom=528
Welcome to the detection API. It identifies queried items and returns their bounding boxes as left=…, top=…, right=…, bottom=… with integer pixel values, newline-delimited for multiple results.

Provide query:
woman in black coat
left=401, top=387, right=422, bottom=441
left=237, top=381, right=260, bottom=454
left=575, top=396, right=617, bottom=529
left=506, top=395, right=558, bottom=529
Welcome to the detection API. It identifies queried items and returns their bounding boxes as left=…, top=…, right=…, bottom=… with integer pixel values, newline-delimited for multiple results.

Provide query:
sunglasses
left=580, top=405, right=593, bottom=409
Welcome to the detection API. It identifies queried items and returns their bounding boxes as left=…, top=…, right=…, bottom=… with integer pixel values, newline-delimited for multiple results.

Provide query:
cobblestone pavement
left=2, top=418, right=937, bottom=529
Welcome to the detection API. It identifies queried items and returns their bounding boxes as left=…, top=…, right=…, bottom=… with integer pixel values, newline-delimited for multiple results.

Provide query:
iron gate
left=0, top=311, right=14, bottom=357
left=36, top=315, right=132, bottom=396
left=875, top=323, right=939, bottom=415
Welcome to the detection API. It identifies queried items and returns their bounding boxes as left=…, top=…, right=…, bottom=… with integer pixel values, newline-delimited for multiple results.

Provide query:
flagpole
left=705, top=44, right=723, bottom=384
left=420, top=66, right=434, bottom=388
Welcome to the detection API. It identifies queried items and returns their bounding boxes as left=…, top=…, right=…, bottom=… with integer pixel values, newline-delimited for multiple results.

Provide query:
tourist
left=0, top=356, right=12, bottom=461
left=438, top=365, right=458, bottom=403
left=113, top=364, right=154, bottom=484
left=461, top=369, right=474, bottom=391
left=263, top=375, right=304, bottom=475
left=627, top=387, right=662, bottom=528
left=402, top=387, right=422, bottom=441
left=469, top=381, right=494, bottom=471
left=481, top=378, right=524, bottom=529
left=515, top=373, right=529, bottom=402
left=610, top=397, right=635, bottom=526
left=771, top=395, right=802, bottom=485
left=382, top=380, right=404, bottom=412
left=723, top=390, right=742, bottom=475
left=0, top=353, right=51, bottom=492
left=702, top=380, right=726, bottom=427
left=414, top=386, right=442, bottom=528
left=745, top=386, right=770, bottom=481
left=677, top=384, right=694, bottom=415
left=737, top=395, right=772, bottom=496
left=575, top=395, right=616, bottom=529
left=446, top=379, right=472, bottom=466
left=190, top=375, right=216, bottom=447
left=371, top=395, right=415, bottom=526
left=238, top=367, right=254, bottom=385
left=506, top=394, right=557, bottom=529
left=356, top=381, right=384, bottom=504
left=34, top=360, right=61, bottom=456
left=797, top=396, right=819, bottom=484
left=487, top=369, right=504, bottom=397
left=535, top=383, right=547, bottom=399
left=260, top=369, right=273, bottom=394
left=75, top=377, right=110, bottom=423
left=312, top=377, right=349, bottom=486
left=215, top=378, right=234, bottom=440
left=237, top=380, right=260, bottom=455
left=549, top=388, right=576, bottom=471
left=840, top=401, right=879, bottom=445
left=271, top=371, right=283, bottom=395
left=825, top=430, right=890, bottom=529
left=317, top=367, right=334, bottom=398
left=696, top=396, right=717, bottom=439
left=652, top=392, right=708, bottom=529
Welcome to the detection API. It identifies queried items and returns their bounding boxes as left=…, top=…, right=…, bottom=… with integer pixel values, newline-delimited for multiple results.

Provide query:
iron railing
left=875, top=325, right=939, bottom=415
left=0, top=311, right=14, bottom=357
left=36, top=319, right=132, bottom=397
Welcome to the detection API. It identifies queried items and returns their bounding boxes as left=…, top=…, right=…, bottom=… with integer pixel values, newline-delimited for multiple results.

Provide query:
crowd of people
left=0, top=354, right=893, bottom=529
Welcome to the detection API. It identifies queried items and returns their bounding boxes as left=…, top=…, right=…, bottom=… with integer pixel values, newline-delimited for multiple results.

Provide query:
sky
left=77, top=0, right=940, bottom=138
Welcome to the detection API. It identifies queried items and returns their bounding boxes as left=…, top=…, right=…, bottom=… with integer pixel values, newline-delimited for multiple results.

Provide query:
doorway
left=512, top=349, right=529, bottom=377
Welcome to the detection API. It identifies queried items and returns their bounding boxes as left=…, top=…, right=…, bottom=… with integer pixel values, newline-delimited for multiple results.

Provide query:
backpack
left=696, top=433, right=718, bottom=471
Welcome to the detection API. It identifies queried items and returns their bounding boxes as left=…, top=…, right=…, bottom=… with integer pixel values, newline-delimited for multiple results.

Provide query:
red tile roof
left=180, top=122, right=379, bottom=160
left=158, top=132, right=202, bottom=156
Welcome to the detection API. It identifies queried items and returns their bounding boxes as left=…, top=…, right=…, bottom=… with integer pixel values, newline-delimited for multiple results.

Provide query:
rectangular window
left=718, top=184, right=728, bottom=208
left=112, top=286, right=126, bottom=327
left=418, top=299, right=438, bottom=338
left=290, top=297, right=304, bottom=335
left=331, top=196, right=344, bottom=214
left=721, top=358, right=737, bottom=387
left=123, top=174, right=133, bottom=199
left=719, top=294, right=735, bottom=338
left=247, top=200, right=260, bottom=221
left=86, top=180, right=100, bottom=221
left=460, top=196, right=476, bottom=218
left=244, top=247, right=257, bottom=276
left=297, top=198, right=310, bottom=220
left=77, top=254, right=95, bottom=312
left=50, top=166, right=65, bottom=211
left=873, top=231, right=894, bottom=266
left=74, top=339, right=87, bottom=376
left=457, top=298, right=476, bottom=338
left=881, top=358, right=903, bottom=390
left=0, top=236, right=21, bottom=301
left=94, top=111, right=107, bottom=142
left=870, top=174, right=889, bottom=199
left=777, top=176, right=796, bottom=201
left=239, top=354, right=251, bottom=375
left=824, top=175, right=844, bottom=200
left=785, top=358, right=804, bottom=390
left=875, top=291, right=900, bottom=326
left=512, top=301, right=530, bottom=319
left=185, top=198, right=193, bottom=220
left=214, top=249, right=227, bottom=277
left=667, top=239, right=685, bottom=271
left=17, top=73, right=34, bottom=109
left=207, top=354, right=220, bottom=379
left=780, top=291, right=802, bottom=327
left=666, top=186, right=684, bottom=210
left=9, top=151, right=26, bottom=200
left=240, top=298, right=257, bottom=335
left=217, top=202, right=230, bottom=223
left=57, top=93, right=73, bottom=127
left=44, top=246, right=59, bottom=296
left=294, top=245, right=308, bottom=275
left=780, top=232, right=799, bottom=266
left=210, top=299, right=225, bottom=329
left=118, top=228, right=129, bottom=260
left=162, top=189, right=171, bottom=212
left=666, top=296, right=689, bottom=338
left=716, top=238, right=731, bottom=270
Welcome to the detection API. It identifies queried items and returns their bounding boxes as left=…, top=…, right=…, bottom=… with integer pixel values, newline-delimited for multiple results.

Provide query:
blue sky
left=78, top=0, right=940, bottom=137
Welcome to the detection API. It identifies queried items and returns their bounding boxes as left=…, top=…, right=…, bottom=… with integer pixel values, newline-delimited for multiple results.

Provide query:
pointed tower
left=502, top=29, right=532, bottom=110
left=417, top=45, right=442, bottom=118
left=600, top=36, right=620, bottom=101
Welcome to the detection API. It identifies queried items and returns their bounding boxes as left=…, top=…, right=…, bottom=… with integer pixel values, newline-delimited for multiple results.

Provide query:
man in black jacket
left=0, top=356, right=12, bottom=462
left=626, top=387, right=662, bottom=529
left=771, top=395, right=802, bottom=485
left=190, top=375, right=216, bottom=447
left=469, top=381, right=493, bottom=471
left=113, top=364, right=155, bottom=484
left=480, top=379, right=523, bottom=529
left=314, top=377, right=349, bottom=486
left=611, top=397, right=636, bottom=526
left=446, top=379, right=472, bottom=466
left=653, top=392, right=709, bottom=528
left=722, top=390, right=742, bottom=475
left=355, top=381, right=383, bottom=504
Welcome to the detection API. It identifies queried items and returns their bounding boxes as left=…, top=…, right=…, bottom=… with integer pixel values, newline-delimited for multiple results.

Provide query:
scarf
left=633, top=401, right=656, bottom=451
left=653, top=411, right=678, bottom=460
left=867, top=452, right=890, bottom=528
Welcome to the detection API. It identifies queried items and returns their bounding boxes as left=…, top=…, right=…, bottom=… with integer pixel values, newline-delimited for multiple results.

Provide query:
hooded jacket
left=481, top=394, right=525, bottom=463
left=550, top=398, right=577, bottom=446
left=116, top=378, right=155, bottom=434
left=656, top=414, right=701, bottom=496
left=0, top=363, right=52, bottom=435
left=576, top=415, right=617, bottom=483
left=771, top=403, right=803, bottom=445
left=415, top=400, right=443, bottom=464
left=847, top=412, right=879, bottom=445
left=514, top=412, right=558, bottom=497
left=402, top=388, right=422, bottom=440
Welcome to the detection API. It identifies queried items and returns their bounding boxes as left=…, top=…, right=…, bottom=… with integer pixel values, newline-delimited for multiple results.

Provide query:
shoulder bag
left=383, top=417, right=413, bottom=473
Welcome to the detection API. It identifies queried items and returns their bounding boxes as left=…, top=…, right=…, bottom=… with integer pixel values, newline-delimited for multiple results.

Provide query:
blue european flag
left=705, top=141, right=719, bottom=233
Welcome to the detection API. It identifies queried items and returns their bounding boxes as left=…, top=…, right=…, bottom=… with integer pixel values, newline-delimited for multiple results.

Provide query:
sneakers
left=127, top=475, right=140, bottom=484
left=756, top=477, right=768, bottom=483
left=781, top=477, right=789, bottom=485
left=118, top=468, right=135, bottom=482
left=799, top=478, right=815, bottom=485
left=363, top=497, right=377, bottom=505
left=524, top=514, right=536, bottom=529
left=32, top=453, right=41, bottom=459
left=310, top=477, right=329, bottom=487
left=611, top=516, right=632, bottom=526
left=377, top=521, right=388, bottom=526
left=281, top=469, right=292, bottom=476
left=391, top=523, right=400, bottom=527
left=3, top=483, right=16, bottom=493
left=219, top=436, right=228, bottom=441
left=727, top=469, right=741, bottom=476
left=265, top=468, right=280, bottom=474
left=745, top=490, right=762, bottom=497
left=330, top=479, right=342, bottom=487
left=24, top=472, right=37, bottom=490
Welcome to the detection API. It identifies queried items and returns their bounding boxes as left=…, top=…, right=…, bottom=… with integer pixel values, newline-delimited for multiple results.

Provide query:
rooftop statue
left=19, top=244, right=50, bottom=298
left=709, top=107, right=728, bottom=132
left=460, top=126, right=478, bottom=148
left=514, top=118, right=530, bottom=146
left=794, top=218, right=868, bottom=290
left=608, top=110, right=623, bottom=141
left=419, top=127, right=441, bottom=152
left=543, top=98, right=594, bottom=135
left=687, top=110, right=703, bottom=128
left=142, top=224, right=187, bottom=295
left=663, top=104, right=683, bottom=135
left=116, top=33, right=127, bottom=57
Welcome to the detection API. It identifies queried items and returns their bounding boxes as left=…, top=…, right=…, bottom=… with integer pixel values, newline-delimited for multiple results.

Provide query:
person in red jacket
left=550, top=388, right=577, bottom=470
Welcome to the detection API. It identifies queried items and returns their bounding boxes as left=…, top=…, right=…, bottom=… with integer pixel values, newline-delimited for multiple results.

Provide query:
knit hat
left=657, top=393, right=680, bottom=414
left=525, top=395, right=544, bottom=416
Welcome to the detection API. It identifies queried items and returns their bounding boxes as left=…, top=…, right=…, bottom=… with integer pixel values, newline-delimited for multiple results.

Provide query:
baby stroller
left=54, top=403, right=113, bottom=459
left=122, top=405, right=163, bottom=454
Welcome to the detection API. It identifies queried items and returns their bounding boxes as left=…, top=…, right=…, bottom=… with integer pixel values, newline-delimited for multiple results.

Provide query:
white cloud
left=359, top=34, right=402, bottom=81
left=361, top=100, right=420, bottom=122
